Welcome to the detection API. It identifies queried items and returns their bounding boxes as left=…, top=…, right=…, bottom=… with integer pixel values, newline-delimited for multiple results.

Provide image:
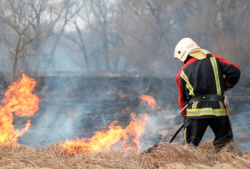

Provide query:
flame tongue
left=63, top=113, right=150, bottom=154
left=64, top=121, right=124, bottom=153
left=0, top=73, right=40, bottom=145
left=140, top=95, right=163, bottom=110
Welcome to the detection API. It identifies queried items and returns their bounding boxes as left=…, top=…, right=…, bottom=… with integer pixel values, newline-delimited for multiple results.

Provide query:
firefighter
left=174, top=38, right=241, bottom=151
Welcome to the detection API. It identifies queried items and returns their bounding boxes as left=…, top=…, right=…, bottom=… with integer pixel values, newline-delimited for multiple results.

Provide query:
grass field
left=0, top=140, right=249, bottom=169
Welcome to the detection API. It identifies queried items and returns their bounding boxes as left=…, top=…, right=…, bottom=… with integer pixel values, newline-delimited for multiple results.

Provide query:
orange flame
left=140, top=95, right=163, bottom=110
left=63, top=113, right=150, bottom=154
left=0, top=73, right=40, bottom=145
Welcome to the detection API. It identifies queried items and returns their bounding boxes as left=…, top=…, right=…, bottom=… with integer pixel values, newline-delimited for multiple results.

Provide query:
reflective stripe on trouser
left=186, top=108, right=227, bottom=117
left=183, top=127, right=188, bottom=145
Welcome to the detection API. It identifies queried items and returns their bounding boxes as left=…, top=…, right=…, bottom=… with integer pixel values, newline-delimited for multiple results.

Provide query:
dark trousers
left=184, top=117, right=233, bottom=151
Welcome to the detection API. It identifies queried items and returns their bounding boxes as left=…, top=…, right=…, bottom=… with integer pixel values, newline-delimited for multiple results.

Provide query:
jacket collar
left=183, top=57, right=198, bottom=69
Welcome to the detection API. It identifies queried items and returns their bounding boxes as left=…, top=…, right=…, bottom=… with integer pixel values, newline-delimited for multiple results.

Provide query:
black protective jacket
left=176, top=55, right=241, bottom=119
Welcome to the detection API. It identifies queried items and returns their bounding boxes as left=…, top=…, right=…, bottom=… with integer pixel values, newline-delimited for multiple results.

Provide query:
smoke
left=19, top=74, right=122, bottom=147
left=15, top=21, right=250, bottom=151
left=139, top=108, right=181, bottom=152
left=0, top=0, right=247, bottom=153
left=13, top=73, right=249, bottom=153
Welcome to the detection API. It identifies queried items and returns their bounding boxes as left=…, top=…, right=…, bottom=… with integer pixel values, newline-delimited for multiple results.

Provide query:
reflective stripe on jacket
left=176, top=55, right=241, bottom=119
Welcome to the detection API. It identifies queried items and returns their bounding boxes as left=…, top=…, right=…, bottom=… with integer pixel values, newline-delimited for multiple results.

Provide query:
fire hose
left=158, top=104, right=189, bottom=143
left=141, top=104, right=188, bottom=154
left=168, top=104, right=188, bottom=143
left=169, top=124, right=184, bottom=143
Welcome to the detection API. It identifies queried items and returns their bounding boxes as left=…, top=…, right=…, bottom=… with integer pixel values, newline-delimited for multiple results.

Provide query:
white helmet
left=174, top=38, right=201, bottom=62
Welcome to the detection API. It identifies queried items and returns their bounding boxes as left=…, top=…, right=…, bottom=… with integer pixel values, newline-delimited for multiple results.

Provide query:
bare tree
left=47, top=0, right=82, bottom=66
left=0, top=0, right=77, bottom=84
left=65, top=0, right=119, bottom=71
left=1, top=0, right=247, bottom=80
left=0, top=0, right=40, bottom=83
left=87, top=0, right=114, bottom=70
left=107, top=0, right=250, bottom=76
left=63, top=1, right=90, bottom=70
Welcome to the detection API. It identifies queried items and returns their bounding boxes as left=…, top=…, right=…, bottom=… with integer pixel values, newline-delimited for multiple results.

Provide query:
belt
left=190, top=94, right=224, bottom=102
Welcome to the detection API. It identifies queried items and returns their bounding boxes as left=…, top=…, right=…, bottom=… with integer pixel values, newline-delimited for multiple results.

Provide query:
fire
left=140, top=95, right=163, bottom=110
left=0, top=73, right=40, bottom=145
left=63, top=113, right=150, bottom=154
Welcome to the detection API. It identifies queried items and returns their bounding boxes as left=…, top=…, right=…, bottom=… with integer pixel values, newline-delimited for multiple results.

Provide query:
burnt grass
left=1, top=74, right=249, bottom=149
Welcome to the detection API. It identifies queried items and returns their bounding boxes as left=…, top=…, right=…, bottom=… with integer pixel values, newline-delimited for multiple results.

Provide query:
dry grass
left=0, top=141, right=249, bottom=169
